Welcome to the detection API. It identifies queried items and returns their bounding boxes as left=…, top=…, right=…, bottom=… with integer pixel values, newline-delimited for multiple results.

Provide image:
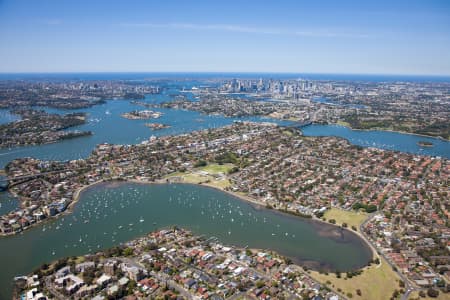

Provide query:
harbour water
left=0, top=74, right=449, bottom=168
left=302, top=124, right=450, bottom=158
left=0, top=110, right=19, bottom=125
left=0, top=182, right=372, bottom=298
left=0, top=97, right=448, bottom=170
left=0, top=74, right=449, bottom=298
left=0, top=191, right=17, bottom=216
left=0, top=97, right=289, bottom=168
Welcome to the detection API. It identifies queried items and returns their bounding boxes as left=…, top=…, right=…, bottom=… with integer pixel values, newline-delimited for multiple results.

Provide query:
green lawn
left=310, top=256, right=402, bottom=300
left=178, top=173, right=206, bottom=184
left=164, top=164, right=232, bottom=190
left=282, top=130, right=294, bottom=136
left=198, top=163, right=235, bottom=174
left=324, top=207, right=368, bottom=229
left=336, top=120, right=351, bottom=127
left=162, top=172, right=184, bottom=179
left=313, top=208, right=402, bottom=300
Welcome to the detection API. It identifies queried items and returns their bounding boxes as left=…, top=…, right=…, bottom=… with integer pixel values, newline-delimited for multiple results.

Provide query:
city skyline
left=0, top=0, right=450, bottom=75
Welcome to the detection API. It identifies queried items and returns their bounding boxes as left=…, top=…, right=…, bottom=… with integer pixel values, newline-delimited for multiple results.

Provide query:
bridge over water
left=285, top=120, right=313, bottom=129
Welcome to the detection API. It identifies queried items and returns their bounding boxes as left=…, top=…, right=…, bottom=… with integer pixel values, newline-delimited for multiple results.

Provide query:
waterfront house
left=75, top=261, right=95, bottom=273
left=96, top=274, right=112, bottom=288
left=54, top=274, right=84, bottom=294
left=55, top=266, right=71, bottom=278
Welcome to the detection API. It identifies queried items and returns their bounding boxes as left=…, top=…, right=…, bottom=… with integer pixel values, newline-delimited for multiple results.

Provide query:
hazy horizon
left=1, top=0, right=450, bottom=75
left=1, top=71, right=450, bottom=77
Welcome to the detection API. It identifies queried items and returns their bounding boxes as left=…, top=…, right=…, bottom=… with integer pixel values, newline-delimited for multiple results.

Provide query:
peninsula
left=0, top=109, right=92, bottom=148
left=1, top=122, right=448, bottom=298
left=158, top=78, right=450, bottom=140
left=0, top=80, right=160, bottom=109
left=14, top=227, right=341, bottom=300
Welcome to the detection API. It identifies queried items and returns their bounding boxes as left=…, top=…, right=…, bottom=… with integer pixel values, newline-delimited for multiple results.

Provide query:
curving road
left=359, top=213, right=416, bottom=300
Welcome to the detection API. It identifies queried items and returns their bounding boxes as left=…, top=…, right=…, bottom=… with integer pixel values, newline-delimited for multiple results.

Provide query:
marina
left=0, top=182, right=372, bottom=298
left=0, top=98, right=448, bottom=171
left=1, top=0, right=449, bottom=296
left=0, top=96, right=290, bottom=168
left=0, top=75, right=448, bottom=300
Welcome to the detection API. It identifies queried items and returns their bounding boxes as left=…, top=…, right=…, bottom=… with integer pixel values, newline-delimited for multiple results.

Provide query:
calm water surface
left=0, top=192, right=17, bottom=216
left=0, top=182, right=372, bottom=298
left=0, top=97, right=287, bottom=168
left=0, top=97, right=448, bottom=169
left=0, top=74, right=448, bottom=298
left=0, top=110, right=19, bottom=125
left=302, top=124, right=450, bottom=158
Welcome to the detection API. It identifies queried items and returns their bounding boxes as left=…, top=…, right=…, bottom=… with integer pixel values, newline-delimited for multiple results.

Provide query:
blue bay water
left=0, top=109, right=19, bottom=125
left=0, top=182, right=372, bottom=298
left=0, top=78, right=448, bottom=219
left=302, top=124, right=450, bottom=158
left=0, top=97, right=289, bottom=168
left=0, top=74, right=448, bottom=298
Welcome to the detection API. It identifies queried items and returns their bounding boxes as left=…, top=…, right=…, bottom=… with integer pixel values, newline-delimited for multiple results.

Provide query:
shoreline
left=0, top=176, right=377, bottom=300
left=0, top=131, right=93, bottom=151
left=67, top=179, right=105, bottom=212
left=0, top=179, right=105, bottom=238
left=0, top=176, right=376, bottom=269
left=327, top=122, right=449, bottom=142
left=0, top=177, right=399, bottom=300
left=275, top=113, right=449, bottom=141
left=129, top=177, right=375, bottom=267
left=0, top=116, right=447, bottom=164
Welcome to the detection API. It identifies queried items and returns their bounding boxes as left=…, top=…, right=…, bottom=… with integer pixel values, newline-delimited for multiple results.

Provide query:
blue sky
left=0, top=0, right=449, bottom=74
